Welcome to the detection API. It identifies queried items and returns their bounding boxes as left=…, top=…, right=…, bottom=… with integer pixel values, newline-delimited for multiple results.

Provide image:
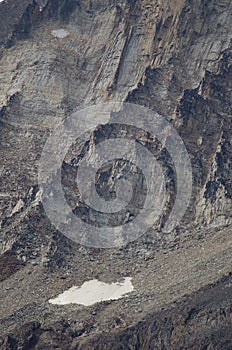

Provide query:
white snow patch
left=49, top=277, right=134, bottom=306
left=51, top=29, right=69, bottom=38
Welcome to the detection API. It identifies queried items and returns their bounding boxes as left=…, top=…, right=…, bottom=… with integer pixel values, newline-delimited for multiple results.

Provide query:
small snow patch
left=49, top=277, right=134, bottom=306
left=51, top=29, right=69, bottom=38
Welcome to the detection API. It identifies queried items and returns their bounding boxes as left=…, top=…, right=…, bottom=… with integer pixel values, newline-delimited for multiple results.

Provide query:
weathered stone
left=0, top=0, right=232, bottom=348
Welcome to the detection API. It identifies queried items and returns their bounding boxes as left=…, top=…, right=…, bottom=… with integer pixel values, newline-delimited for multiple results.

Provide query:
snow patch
left=51, top=29, right=69, bottom=38
left=49, top=277, right=134, bottom=306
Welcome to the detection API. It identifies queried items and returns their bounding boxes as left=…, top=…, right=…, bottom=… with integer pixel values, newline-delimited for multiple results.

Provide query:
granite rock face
left=0, top=0, right=231, bottom=348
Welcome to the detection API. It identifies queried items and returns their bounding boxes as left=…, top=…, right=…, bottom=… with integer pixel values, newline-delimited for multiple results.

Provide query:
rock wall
left=0, top=0, right=231, bottom=348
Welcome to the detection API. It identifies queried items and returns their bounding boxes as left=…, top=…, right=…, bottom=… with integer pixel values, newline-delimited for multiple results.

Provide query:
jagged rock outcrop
left=0, top=0, right=231, bottom=348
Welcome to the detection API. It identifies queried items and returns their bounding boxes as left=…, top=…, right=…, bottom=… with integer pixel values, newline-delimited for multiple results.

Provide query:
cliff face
left=0, top=0, right=231, bottom=348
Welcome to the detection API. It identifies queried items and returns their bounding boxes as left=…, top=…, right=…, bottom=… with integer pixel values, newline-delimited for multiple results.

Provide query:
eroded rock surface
left=0, top=0, right=231, bottom=348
